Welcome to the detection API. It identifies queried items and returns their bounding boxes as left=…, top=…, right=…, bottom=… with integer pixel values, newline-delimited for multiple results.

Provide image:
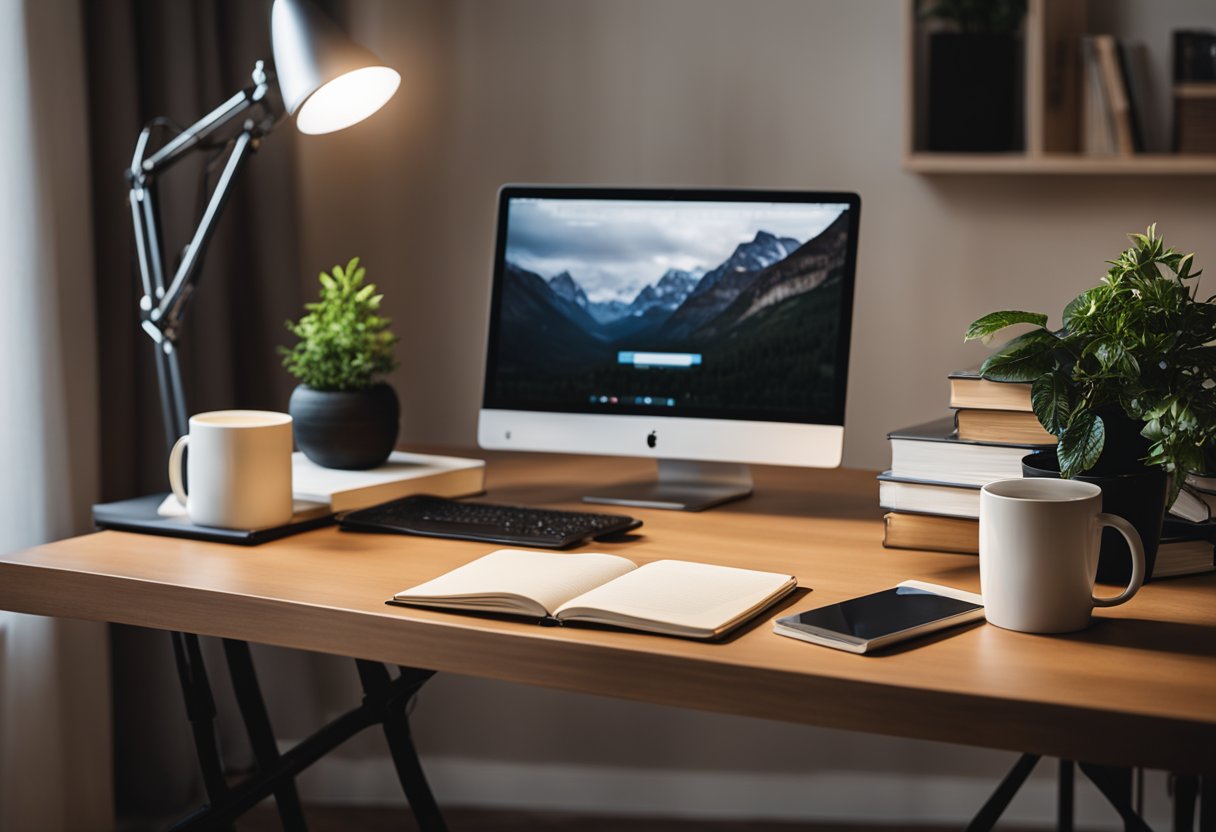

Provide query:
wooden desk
left=1, top=452, right=1214, bottom=777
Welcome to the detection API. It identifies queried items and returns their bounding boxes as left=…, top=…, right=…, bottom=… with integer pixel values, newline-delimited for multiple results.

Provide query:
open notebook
left=389, top=548, right=798, bottom=640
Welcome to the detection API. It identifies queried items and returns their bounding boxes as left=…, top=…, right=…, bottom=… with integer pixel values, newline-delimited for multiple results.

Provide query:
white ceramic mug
left=168, top=410, right=294, bottom=530
left=979, top=478, right=1145, bottom=634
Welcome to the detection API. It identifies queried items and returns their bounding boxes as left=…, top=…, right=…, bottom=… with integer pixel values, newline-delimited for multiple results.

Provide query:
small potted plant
left=282, top=257, right=400, bottom=469
left=965, top=225, right=1216, bottom=580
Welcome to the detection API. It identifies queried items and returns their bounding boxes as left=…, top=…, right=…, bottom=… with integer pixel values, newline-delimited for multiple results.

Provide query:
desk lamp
left=117, top=5, right=416, bottom=828
left=127, top=0, right=400, bottom=451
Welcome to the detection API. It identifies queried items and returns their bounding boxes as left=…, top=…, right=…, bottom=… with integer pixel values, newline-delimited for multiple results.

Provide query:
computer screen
left=479, top=186, right=860, bottom=510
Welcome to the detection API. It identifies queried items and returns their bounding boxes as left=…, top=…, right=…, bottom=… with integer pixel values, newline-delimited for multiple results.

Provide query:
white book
left=888, top=419, right=1043, bottom=486
left=1154, top=538, right=1216, bottom=579
left=878, top=474, right=981, bottom=519
left=293, top=451, right=485, bottom=512
left=391, top=548, right=797, bottom=640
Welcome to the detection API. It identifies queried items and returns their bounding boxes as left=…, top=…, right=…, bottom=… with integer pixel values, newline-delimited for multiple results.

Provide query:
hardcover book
left=947, top=369, right=1032, bottom=412
left=882, top=511, right=1215, bottom=578
left=883, top=512, right=979, bottom=555
left=888, top=418, right=1046, bottom=486
left=389, top=548, right=797, bottom=640
left=954, top=409, right=1056, bottom=446
left=292, top=451, right=485, bottom=512
left=877, top=473, right=981, bottom=519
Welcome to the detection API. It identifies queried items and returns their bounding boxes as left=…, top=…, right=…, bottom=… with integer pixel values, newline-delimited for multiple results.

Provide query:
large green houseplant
left=282, top=257, right=401, bottom=469
left=965, top=226, right=1216, bottom=580
left=965, top=225, right=1215, bottom=487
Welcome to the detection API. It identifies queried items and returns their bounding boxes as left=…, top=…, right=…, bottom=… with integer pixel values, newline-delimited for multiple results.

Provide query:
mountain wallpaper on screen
left=492, top=210, right=850, bottom=418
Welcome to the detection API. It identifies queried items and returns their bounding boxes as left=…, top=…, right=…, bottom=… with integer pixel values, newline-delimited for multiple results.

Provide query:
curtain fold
left=81, top=0, right=311, bottom=818
left=0, top=0, right=110, bottom=828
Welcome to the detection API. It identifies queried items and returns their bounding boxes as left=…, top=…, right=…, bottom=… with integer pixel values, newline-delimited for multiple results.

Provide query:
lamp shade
left=270, top=0, right=401, bottom=135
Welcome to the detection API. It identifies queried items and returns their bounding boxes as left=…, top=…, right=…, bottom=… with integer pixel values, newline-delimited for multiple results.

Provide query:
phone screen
left=784, top=586, right=981, bottom=641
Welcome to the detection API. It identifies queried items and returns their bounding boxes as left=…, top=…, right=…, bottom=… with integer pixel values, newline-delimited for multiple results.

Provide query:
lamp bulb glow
left=295, top=66, right=400, bottom=135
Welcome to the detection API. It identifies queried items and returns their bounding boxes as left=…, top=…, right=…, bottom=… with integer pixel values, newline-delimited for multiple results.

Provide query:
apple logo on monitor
left=647, top=431, right=657, bottom=449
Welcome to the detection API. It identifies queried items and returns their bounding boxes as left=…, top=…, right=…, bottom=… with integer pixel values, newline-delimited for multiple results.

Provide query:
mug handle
left=168, top=435, right=190, bottom=508
left=1091, top=512, right=1146, bottom=608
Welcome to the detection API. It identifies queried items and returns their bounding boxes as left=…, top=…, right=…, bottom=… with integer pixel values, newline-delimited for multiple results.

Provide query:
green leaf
left=964, top=310, right=1048, bottom=343
left=979, top=329, right=1059, bottom=382
left=281, top=256, right=398, bottom=391
left=1062, top=287, right=1102, bottom=330
left=1030, top=373, right=1071, bottom=436
left=1058, top=412, right=1105, bottom=478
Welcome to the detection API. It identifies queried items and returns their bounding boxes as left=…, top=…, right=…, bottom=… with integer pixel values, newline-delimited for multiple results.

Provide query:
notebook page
left=554, top=559, right=795, bottom=636
left=393, top=549, right=637, bottom=616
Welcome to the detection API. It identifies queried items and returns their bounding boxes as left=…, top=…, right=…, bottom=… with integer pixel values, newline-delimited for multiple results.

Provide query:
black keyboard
left=339, top=495, right=643, bottom=549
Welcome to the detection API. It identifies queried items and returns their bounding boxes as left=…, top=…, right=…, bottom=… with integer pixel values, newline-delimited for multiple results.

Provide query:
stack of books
left=879, top=370, right=1053, bottom=555
left=879, top=371, right=1216, bottom=579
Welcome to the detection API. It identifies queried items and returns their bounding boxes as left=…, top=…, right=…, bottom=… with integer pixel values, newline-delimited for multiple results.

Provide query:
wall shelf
left=903, top=0, right=1216, bottom=175
left=904, top=152, right=1216, bottom=174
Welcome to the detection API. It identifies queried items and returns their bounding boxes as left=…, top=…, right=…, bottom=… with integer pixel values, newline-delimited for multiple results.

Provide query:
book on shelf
left=1117, top=40, right=1150, bottom=153
left=292, top=451, right=485, bottom=512
left=1082, top=35, right=1117, bottom=155
left=389, top=548, right=797, bottom=640
left=883, top=512, right=979, bottom=555
left=954, top=409, right=1056, bottom=446
left=889, top=418, right=1047, bottom=486
left=1173, top=30, right=1216, bottom=154
left=1094, top=34, right=1136, bottom=156
left=878, top=473, right=980, bottom=519
left=947, top=369, right=1031, bottom=412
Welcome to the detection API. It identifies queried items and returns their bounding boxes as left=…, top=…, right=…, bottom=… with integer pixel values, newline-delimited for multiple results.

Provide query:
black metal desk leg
left=1059, top=759, right=1075, bottom=832
left=966, top=753, right=1041, bottom=832
left=169, top=631, right=234, bottom=831
left=1173, top=774, right=1199, bottom=831
left=222, top=638, right=307, bottom=831
left=1078, top=764, right=1152, bottom=832
left=355, top=660, right=447, bottom=832
left=1200, top=776, right=1214, bottom=832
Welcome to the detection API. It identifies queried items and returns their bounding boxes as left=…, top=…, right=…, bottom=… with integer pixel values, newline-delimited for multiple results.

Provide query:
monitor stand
left=583, top=460, right=754, bottom=512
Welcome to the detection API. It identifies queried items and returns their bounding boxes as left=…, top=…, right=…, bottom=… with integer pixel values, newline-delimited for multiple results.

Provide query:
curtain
left=0, top=0, right=111, bottom=828
left=81, top=0, right=312, bottom=818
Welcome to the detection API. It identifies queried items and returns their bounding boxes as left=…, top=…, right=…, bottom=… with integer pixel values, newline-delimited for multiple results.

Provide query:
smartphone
left=773, top=580, right=984, bottom=654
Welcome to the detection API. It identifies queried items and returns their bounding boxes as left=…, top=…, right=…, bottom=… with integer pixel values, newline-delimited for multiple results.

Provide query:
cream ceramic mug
left=979, top=478, right=1145, bottom=634
left=168, top=410, right=294, bottom=529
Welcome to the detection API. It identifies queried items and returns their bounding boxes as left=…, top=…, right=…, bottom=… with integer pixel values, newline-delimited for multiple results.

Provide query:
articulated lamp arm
left=126, top=61, right=280, bottom=444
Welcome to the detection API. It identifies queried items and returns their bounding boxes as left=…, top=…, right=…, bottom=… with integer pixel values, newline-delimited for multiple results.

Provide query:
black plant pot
left=1021, top=451, right=1168, bottom=585
left=289, top=383, right=400, bottom=470
left=927, top=32, right=1024, bottom=152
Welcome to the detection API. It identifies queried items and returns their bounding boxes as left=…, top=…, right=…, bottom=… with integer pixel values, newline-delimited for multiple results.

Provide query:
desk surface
left=1, top=451, right=1214, bottom=774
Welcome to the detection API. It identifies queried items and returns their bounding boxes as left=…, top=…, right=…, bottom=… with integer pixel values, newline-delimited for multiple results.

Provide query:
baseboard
left=289, top=753, right=1172, bottom=828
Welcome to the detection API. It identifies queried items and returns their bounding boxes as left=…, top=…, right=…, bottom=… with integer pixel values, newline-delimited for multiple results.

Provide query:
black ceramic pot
left=927, top=32, right=1024, bottom=152
left=1021, top=451, right=1168, bottom=584
left=289, top=383, right=400, bottom=470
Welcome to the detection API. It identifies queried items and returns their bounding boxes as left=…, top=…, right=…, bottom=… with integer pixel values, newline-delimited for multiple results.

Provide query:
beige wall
left=285, top=0, right=1213, bottom=822
left=301, top=0, right=1216, bottom=473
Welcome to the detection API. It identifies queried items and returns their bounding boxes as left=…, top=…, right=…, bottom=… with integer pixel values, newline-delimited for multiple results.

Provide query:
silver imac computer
left=478, top=186, right=860, bottom=511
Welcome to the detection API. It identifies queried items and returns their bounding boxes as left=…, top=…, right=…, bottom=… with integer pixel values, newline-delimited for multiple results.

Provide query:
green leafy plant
left=964, top=225, right=1216, bottom=494
left=920, top=0, right=1027, bottom=35
left=281, top=257, right=398, bottom=392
